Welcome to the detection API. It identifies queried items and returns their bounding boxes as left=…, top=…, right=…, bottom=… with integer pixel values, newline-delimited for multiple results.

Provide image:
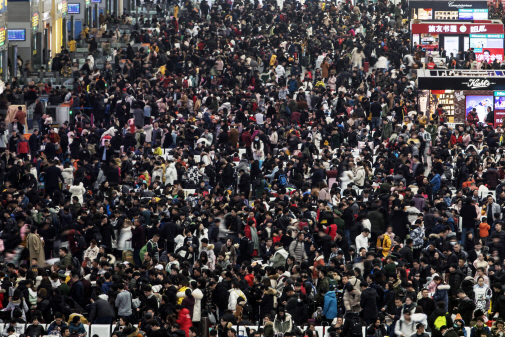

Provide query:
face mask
left=298, top=299, right=302, bottom=302
left=255, top=138, right=259, bottom=141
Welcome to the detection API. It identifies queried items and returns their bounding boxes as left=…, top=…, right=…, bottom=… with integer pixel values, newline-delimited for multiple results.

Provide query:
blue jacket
left=433, top=284, right=450, bottom=311
left=470, top=326, right=491, bottom=337
left=288, top=79, right=298, bottom=92
left=430, top=174, right=441, bottom=193
left=323, top=291, right=338, bottom=319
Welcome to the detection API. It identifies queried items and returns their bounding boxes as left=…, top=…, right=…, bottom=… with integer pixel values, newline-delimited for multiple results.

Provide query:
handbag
left=208, top=311, right=217, bottom=324
left=55, top=143, right=61, bottom=151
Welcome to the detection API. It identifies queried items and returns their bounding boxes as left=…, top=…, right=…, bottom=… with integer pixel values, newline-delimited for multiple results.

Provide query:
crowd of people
left=2, top=1, right=505, bottom=337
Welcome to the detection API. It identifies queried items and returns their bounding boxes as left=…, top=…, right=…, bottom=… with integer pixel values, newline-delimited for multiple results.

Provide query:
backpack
left=246, top=238, right=255, bottom=255
left=140, top=240, right=155, bottom=262
left=327, top=276, right=338, bottom=290
left=74, top=231, right=87, bottom=249
left=98, top=100, right=105, bottom=111
left=105, top=104, right=111, bottom=114
left=305, top=281, right=317, bottom=300
left=434, top=314, right=448, bottom=330
left=348, top=314, right=363, bottom=337
left=72, top=256, right=81, bottom=271
left=93, top=229, right=103, bottom=244
left=52, top=214, right=61, bottom=231
left=278, top=172, right=287, bottom=186
left=302, top=145, right=311, bottom=157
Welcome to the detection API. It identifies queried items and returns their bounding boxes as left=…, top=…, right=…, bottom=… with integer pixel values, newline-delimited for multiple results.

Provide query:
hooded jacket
left=270, top=246, right=289, bottom=268
left=323, top=291, right=338, bottom=319
left=273, top=313, right=293, bottom=334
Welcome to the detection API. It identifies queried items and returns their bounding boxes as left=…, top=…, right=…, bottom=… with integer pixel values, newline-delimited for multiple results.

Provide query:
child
left=479, top=217, right=490, bottom=240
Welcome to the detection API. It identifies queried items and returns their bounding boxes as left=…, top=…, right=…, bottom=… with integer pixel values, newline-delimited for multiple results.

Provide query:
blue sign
left=68, top=3, right=79, bottom=13
left=8, top=29, right=26, bottom=41
left=0, top=0, right=6, bottom=13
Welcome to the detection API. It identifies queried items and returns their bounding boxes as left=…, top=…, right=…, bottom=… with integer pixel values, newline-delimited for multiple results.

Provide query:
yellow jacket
left=270, top=54, right=277, bottom=66
left=377, top=234, right=392, bottom=257
left=177, top=286, right=188, bottom=304
left=174, top=5, right=179, bottom=18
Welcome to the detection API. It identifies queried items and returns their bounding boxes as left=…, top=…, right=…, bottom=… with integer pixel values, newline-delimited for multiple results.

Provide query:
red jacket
left=244, top=273, right=254, bottom=287
left=324, top=224, right=338, bottom=241
left=176, top=308, right=192, bottom=337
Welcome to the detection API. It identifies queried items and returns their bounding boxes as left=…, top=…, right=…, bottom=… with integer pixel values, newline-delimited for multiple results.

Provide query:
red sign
left=495, top=110, right=505, bottom=127
left=475, top=48, right=504, bottom=62
left=412, top=23, right=505, bottom=34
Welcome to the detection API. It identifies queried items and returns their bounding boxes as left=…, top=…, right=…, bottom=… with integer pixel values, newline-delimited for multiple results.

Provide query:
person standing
left=360, top=282, right=379, bottom=325
left=131, top=218, right=145, bottom=266
left=26, top=226, right=45, bottom=266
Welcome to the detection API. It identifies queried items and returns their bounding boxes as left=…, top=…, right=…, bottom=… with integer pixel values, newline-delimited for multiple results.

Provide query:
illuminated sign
left=0, top=0, right=6, bottom=14
left=32, top=13, right=39, bottom=28
left=0, top=28, right=6, bottom=47
left=61, top=0, right=67, bottom=14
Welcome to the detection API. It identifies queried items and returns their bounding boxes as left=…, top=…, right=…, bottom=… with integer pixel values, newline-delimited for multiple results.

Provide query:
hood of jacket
left=437, top=284, right=450, bottom=291
left=325, top=291, right=336, bottom=299
left=265, top=288, right=277, bottom=296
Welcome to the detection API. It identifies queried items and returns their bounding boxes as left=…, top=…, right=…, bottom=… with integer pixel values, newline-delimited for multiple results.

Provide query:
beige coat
left=26, top=233, right=45, bottom=265
left=343, top=288, right=361, bottom=312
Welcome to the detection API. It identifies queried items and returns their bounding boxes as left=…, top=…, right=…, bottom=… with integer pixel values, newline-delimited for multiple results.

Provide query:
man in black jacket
left=28, top=130, right=39, bottom=159
left=138, top=285, right=159, bottom=316
left=454, top=289, right=475, bottom=325
left=360, top=282, right=379, bottom=325
left=69, top=274, right=85, bottom=309
left=238, top=170, right=250, bottom=198
left=399, top=238, right=414, bottom=267
left=418, top=288, right=436, bottom=317
left=45, top=160, right=64, bottom=198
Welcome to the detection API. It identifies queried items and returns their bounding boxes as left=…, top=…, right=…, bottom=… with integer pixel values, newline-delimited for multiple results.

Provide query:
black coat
left=70, top=280, right=85, bottom=308
left=25, top=324, right=46, bottom=337
left=399, top=246, right=414, bottom=266
left=383, top=289, right=396, bottom=314
left=360, top=287, right=379, bottom=321
left=455, top=296, right=475, bottom=325
left=418, top=297, right=436, bottom=317
left=492, top=293, right=505, bottom=319
left=45, top=165, right=64, bottom=188
left=448, top=270, right=464, bottom=297
left=213, top=281, right=230, bottom=311
left=389, top=209, right=410, bottom=240
left=260, top=289, right=276, bottom=318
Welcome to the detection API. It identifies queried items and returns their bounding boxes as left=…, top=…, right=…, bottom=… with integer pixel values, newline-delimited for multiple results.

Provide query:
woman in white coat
left=228, top=282, right=247, bottom=312
left=191, top=283, right=204, bottom=323
left=353, top=162, right=366, bottom=188
left=69, top=181, right=86, bottom=204
left=164, top=162, right=178, bottom=185
left=340, top=165, right=355, bottom=193
left=251, top=137, right=265, bottom=166
left=117, top=219, right=133, bottom=251
left=61, top=164, right=74, bottom=190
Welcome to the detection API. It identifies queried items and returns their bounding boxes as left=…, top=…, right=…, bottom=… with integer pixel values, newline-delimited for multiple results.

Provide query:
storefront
left=411, top=20, right=505, bottom=61
left=409, top=0, right=489, bottom=20
left=417, top=69, right=505, bottom=126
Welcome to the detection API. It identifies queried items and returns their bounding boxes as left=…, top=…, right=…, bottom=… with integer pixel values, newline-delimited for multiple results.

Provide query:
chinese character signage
left=412, top=23, right=505, bottom=35
left=61, top=0, right=67, bottom=14
left=32, top=13, right=39, bottom=29
left=0, top=0, right=6, bottom=14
